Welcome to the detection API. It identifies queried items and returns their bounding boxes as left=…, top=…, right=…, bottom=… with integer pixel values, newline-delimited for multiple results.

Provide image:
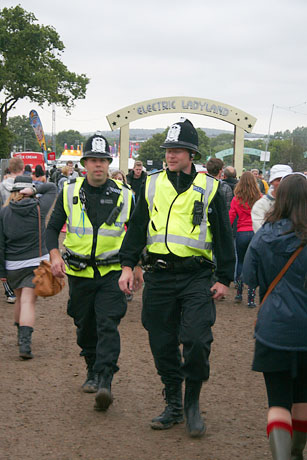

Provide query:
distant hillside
left=82, top=128, right=265, bottom=141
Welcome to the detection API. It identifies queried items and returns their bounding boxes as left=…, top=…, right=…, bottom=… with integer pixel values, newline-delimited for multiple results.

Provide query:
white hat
left=269, top=164, right=293, bottom=183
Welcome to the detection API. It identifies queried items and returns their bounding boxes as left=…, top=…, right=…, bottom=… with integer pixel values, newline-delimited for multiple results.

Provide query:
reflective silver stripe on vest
left=67, top=224, right=93, bottom=235
left=147, top=173, right=160, bottom=214
left=147, top=234, right=213, bottom=250
left=97, top=227, right=125, bottom=237
left=197, top=175, right=214, bottom=244
left=66, top=181, right=78, bottom=229
left=95, top=249, right=120, bottom=259
left=120, top=186, right=129, bottom=223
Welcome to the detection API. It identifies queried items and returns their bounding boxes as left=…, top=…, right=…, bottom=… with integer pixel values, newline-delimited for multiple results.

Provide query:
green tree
left=8, top=115, right=40, bottom=152
left=196, top=129, right=210, bottom=163
left=0, top=5, right=89, bottom=157
left=209, top=133, right=234, bottom=155
left=137, top=130, right=167, bottom=163
left=0, top=126, right=13, bottom=157
left=272, top=130, right=292, bottom=140
left=244, top=139, right=266, bottom=150
left=56, top=130, right=86, bottom=157
left=268, top=138, right=305, bottom=170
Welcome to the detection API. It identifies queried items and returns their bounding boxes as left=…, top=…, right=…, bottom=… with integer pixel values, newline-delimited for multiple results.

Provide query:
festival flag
left=29, top=110, right=47, bottom=162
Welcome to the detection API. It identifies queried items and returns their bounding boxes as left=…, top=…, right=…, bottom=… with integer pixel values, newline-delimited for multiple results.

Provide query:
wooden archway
left=106, top=96, right=257, bottom=175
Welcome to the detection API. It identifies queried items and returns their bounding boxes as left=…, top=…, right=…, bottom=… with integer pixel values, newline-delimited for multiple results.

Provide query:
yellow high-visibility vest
left=63, top=177, right=133, bottom=278
left=145, top=171, right=219, bottom=260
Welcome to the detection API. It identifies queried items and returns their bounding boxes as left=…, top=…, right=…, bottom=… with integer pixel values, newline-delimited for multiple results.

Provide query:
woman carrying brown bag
left=0, top=176, right=56, bottom=359
left=243, top=173, right=307, bottom=460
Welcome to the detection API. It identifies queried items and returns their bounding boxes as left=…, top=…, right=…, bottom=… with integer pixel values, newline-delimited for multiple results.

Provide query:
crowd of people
left=0, top=123, right=306, bottom=459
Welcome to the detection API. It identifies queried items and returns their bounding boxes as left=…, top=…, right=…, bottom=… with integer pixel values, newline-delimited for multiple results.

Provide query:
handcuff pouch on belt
left=63, top=250, right=120, bottom=271
left=140, top=253, right=215, bottom=273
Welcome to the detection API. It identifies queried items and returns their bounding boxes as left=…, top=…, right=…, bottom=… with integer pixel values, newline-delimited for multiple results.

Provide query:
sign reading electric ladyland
left=107, top=96, right=256, bottom=133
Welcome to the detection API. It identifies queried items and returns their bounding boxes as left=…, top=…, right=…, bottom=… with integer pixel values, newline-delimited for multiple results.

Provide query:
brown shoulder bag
left=33, top=204, right=65, bottom=297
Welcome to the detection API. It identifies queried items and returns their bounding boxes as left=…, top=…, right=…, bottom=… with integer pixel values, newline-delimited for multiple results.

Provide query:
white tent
left=57, top=155, right=135, bottom=171
left=109, top=157, right=135, bottom=171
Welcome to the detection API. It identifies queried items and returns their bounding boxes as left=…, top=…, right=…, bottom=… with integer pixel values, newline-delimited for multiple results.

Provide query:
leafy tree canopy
left=7, top=115, right=40, bottom=152
left=56, top=130, right=86, bottom=157
left=0, top=5, right=89, bottom=129
left=0, top=127, right=13, bottom=159
left=137, top=130, right=167, bottom=163
left=292, top=126, right=307, bottom=150
left=209, top=133, right=233, bottom=156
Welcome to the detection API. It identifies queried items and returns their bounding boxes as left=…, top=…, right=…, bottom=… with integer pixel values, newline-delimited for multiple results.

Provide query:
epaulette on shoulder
left=148, top=168, right=164, bottom=176
left=110, top=178, right=124, bottom=188
left=67, top=177, right=77, bottom=184
left=205, top=172, right=219, bottom=182
left=121, top=182, right=131, bottom=190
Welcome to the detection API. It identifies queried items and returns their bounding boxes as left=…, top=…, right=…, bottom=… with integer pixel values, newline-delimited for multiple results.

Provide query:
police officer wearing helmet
left=46, top=132, right=135, bottom=412
left=119, top=118, right=235, bottom=437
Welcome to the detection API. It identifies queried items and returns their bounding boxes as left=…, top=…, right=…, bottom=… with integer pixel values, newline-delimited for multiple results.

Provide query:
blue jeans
left=235, top=231, right=254, bottom=280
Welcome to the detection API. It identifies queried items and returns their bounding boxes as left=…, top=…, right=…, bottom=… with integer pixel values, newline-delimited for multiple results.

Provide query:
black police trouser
left=67, top=271, right=127, bottom=375
left=142, top=269, right=216, bottom=386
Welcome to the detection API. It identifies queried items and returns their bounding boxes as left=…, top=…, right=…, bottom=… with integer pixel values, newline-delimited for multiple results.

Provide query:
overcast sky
left=3, top=0, right=307, bottom=136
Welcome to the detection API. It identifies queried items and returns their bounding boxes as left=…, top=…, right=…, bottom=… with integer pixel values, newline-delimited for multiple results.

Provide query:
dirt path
left=0, top=281, right=271, bottom=460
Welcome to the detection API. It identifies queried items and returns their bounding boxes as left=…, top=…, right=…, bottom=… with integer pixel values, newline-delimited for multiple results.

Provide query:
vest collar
left=166, top=163, right=197, bottom=193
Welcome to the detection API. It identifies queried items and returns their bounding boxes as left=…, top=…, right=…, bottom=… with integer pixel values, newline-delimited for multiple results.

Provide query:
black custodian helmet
left=160, top=118, right=201, bottom=161
left=80, top=132, right=113, bottom=166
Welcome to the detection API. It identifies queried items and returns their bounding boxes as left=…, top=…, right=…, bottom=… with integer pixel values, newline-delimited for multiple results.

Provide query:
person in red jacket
left=229, top=171, right=262, bottom=307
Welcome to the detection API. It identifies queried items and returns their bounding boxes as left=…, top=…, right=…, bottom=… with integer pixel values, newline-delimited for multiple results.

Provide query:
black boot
left=82, top=356, right=98, bottom=393
left=19, top=326, right=34, bottom=360
left=269, top=428, right=292, bottom=460
left=14, top=322, right=21, bottom=346
left=151, top=385, right=184, bottom=430
left=94, top=371, right=113, bottom=411
left=291, top=430, right=306, bottom=460
left=184, top=380, right=205, bottom=438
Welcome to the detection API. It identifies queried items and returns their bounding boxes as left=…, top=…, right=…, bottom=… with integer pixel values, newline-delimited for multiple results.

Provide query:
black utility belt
left=141, top=254, right=215, bottom=273
left=63, top=252, right=119, bottom=271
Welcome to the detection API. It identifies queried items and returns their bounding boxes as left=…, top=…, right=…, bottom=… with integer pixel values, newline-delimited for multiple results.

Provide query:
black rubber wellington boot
left=151, top=385, right=184, bottom=430
left=14, top=322, right=21, bottom=346
left=94, top=371, right=113, bottom=411
left=291, top=430, right=306, bottom=460
left=82, top=356, right=98, bottom=393
left=184, top=380, right=205, bottom=438
left=269, top=428, right=292, bottom=460
left=19, top=326, right=34, bottom=359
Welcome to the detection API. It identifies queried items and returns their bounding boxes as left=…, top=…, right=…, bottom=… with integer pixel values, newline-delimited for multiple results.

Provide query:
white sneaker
left=6, top=296, right=16, bottom=304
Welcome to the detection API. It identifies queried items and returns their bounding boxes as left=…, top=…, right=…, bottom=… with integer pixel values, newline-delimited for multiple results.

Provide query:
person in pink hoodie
left=229, top=171, right=262, bottom=307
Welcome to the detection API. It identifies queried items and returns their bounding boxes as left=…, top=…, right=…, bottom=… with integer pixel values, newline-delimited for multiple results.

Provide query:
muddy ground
left=1, top=276, right=272, bottom=460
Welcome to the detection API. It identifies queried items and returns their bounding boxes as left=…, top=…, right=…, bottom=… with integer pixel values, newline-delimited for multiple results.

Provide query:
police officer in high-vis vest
left=46, top=132, right=135, bottom=412
left=119, top=118, right=235, bottom=437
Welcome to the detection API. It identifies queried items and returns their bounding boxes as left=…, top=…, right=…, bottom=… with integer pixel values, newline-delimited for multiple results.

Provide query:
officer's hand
left=119, top=266, right=134, bottom=294
left=210, top=282, right=228, bottom=300
left=133, top=266, right=143, bottom=291
left=20, top=187, right=35, bottom=196
left=50, top=249, right=66, bottom=278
